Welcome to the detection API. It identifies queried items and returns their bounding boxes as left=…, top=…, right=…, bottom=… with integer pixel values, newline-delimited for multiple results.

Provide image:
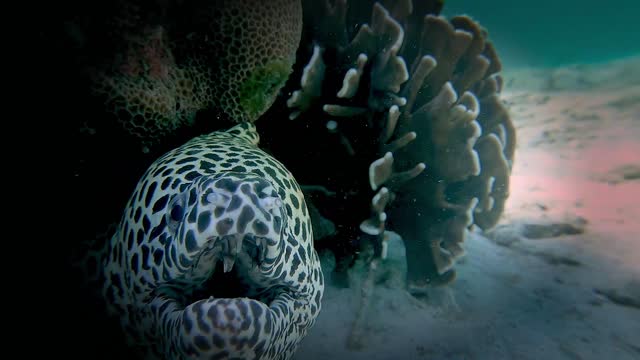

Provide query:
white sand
left=294, top=58, right=640, bottom=360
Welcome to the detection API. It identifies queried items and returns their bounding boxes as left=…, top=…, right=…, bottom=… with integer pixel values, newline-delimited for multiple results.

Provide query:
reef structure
left=61, top=0, right=517, bottom=357
left=71, top=0, right=302, bottom=152
left=261, top=0, right=516, bottom=294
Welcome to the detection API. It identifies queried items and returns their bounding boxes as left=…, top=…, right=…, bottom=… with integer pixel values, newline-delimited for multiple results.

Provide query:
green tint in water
left=239, top=60, right=291, bottom=120
left=443, top=0, right=639, bottom=68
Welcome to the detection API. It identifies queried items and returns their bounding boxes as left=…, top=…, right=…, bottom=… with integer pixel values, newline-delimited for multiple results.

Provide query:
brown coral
left=371, top=13, right=515, bottom=292
left=265, top=0, right=515, bottom=294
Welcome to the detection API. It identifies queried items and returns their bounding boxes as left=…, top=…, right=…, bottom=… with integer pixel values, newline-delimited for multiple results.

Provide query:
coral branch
left=288, top=45, right=326, bottom=119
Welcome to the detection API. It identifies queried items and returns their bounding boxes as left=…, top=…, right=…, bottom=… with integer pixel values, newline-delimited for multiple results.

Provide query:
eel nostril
left=260, top=185, right=275, bottom=197
left=206, top=192, right=230, bottom=207
left=259, top=196, right=282, bottom=212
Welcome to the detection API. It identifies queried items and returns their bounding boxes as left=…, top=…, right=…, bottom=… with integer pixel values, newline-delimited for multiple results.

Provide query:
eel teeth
left=257, top=237, right=267, bottom=263
left=215, top=233, right=271, bottom=272
left=220, top=234, right=243, bottom=272
left=230, top=234, right=243, bottom=256
left=243, top=234, right=268, bottom=266
left=223, top=255, right=236, bottom=273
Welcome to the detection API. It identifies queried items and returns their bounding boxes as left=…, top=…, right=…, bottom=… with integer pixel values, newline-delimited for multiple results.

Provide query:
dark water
left=443, top=0, right=640, bottom=68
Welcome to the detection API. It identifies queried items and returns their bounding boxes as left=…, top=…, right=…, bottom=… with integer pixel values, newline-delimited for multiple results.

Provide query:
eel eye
left=170, top=204, right=184, bottom=222
left=167, top=193, right=187, bottom=231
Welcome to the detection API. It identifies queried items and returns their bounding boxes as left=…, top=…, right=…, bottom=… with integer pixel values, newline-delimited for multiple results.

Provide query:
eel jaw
left=151, top=230, right=295, bottom=359
left=150, top=175, right=300, bottom=357
left=150, top=293, right=286, bottom=359
left=173, top=228, right=289, bottom=306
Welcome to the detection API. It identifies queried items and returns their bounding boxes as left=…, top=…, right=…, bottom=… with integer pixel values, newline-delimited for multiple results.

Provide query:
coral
left=89, top=32, right=211, bottom=149
left=77, top=0, right=302, bottom=150
left=175, top=0, right=303, bottom=123
left=287, top=45, right=325, bottom=119
left=262, top=0, right=515, bottom=294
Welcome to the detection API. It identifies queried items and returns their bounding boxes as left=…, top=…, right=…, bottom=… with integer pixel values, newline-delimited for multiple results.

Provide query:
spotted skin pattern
left=102, top=123, right=324, bottom=359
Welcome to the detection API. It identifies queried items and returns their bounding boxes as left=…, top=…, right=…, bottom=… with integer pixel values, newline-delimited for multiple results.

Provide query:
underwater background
left=444, top=0, right=640, bottom=68
left=43, top=0, right=639, bottom=358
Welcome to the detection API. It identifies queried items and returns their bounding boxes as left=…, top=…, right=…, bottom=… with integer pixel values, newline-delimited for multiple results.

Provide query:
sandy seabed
left=295, top=56, right=640, bottom=360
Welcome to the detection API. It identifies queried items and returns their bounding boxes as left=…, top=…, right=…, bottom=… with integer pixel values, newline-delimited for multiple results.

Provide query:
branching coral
left=264, top=0, right=515, bottom=294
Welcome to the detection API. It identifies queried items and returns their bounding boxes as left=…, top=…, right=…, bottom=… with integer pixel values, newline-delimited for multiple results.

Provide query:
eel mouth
left=159, top=232, right=288, bottom=309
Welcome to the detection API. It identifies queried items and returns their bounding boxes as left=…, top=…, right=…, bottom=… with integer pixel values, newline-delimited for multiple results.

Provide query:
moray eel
left=101, top=123, right=324, bottom=359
